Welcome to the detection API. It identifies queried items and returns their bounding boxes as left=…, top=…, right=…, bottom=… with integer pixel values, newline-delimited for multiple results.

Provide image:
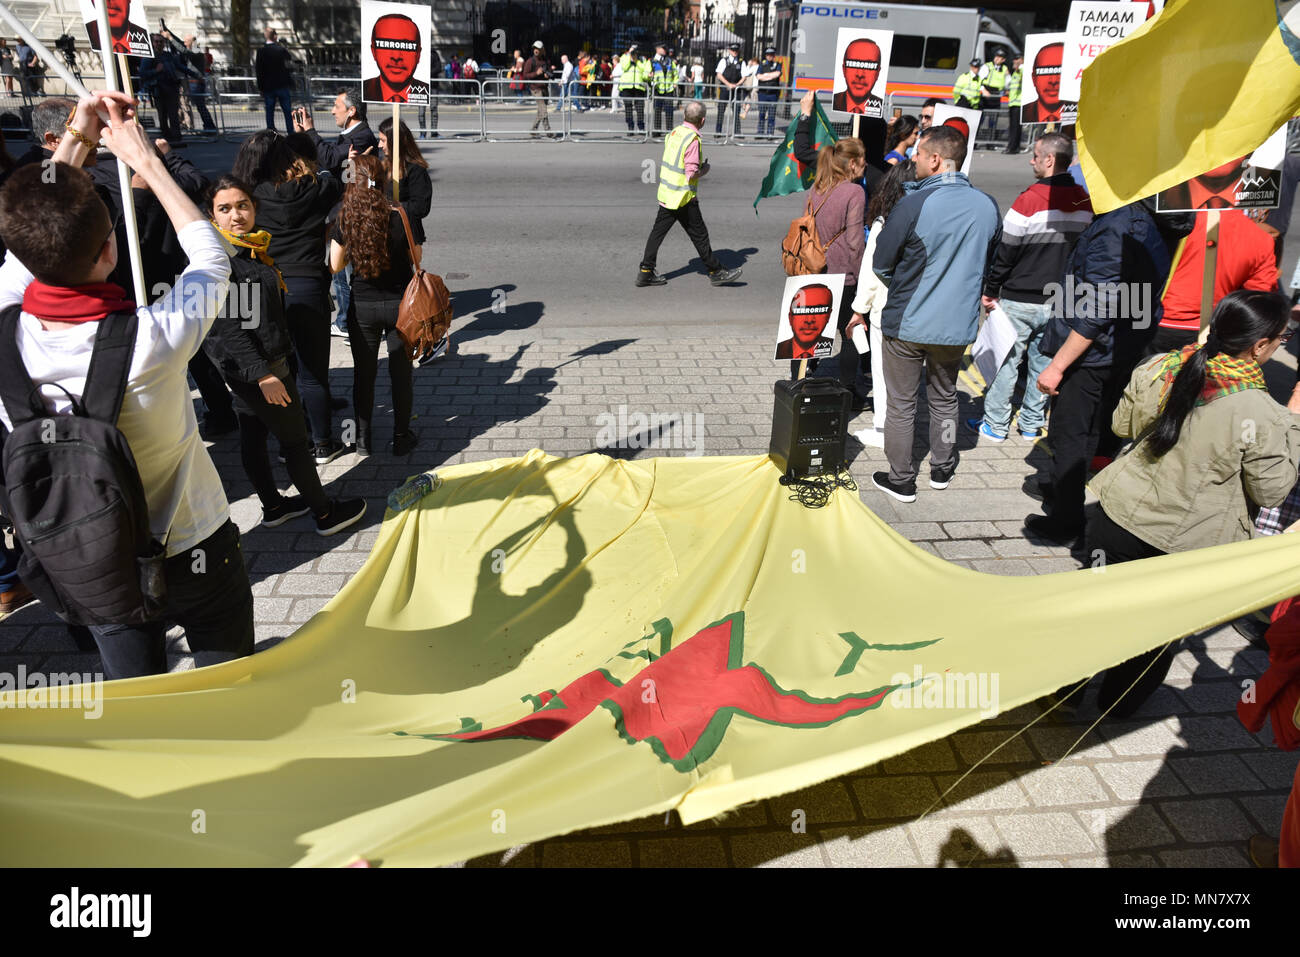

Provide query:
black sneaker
left=871, top=470, right=916, bottom=503
left=391, top=429, right=419, bottom=456
left=1023, top=513, right=1083, bottom=547
left=315, top=497, right=367, bottom=537
left=313, top=439, right=352, bottom=465
left=635, top=270, right=667, bottom=287
left=930, top=454, right=958, bottom=490
left=709, top=266, right=743, bottom=286
left=261, top=495, right=312, bottom=528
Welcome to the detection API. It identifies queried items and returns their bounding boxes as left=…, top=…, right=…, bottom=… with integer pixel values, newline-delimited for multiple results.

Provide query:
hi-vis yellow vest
left=618, top=53, right=646, bottom=92
left=657, top=123, right=700, bottom=208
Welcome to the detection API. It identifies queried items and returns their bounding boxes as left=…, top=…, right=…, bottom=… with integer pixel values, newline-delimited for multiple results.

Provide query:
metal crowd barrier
left=565, top=80, right=648, bottom=143
left=730, top=85, right=797, bottom=147
left=415, top=76, right=485, bottom=141
left=480, top=77, right=563, bottom=142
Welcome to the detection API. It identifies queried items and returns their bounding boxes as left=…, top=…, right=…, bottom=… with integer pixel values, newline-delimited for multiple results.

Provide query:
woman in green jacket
left=1085, top=290, right=1300, bottom=716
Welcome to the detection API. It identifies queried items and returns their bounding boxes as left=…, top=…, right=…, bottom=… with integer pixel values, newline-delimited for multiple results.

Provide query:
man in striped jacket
left=970, top=132, right=1092, bottom=444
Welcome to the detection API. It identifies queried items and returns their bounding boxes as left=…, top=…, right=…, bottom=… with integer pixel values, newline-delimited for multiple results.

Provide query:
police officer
left=977, top=48, right=1009, bottom=145
left=756, top=46, right=782, bottom=137
left=715, top=43, right=744, bottom=136
left=953, top=58, right=981, bottom=109
left=651, top=42, right=677, bottom=137
left=618, top=43, right=648, bottom=134
left=979, top=49, right=1010, bottom=110
left=1005, top=53, right=1024, bottom=154
left=636, top=100, right=743, bottom=288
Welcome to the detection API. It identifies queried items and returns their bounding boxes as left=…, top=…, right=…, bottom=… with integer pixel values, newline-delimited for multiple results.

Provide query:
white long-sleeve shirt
left=0, top=220, right=233, bottom=557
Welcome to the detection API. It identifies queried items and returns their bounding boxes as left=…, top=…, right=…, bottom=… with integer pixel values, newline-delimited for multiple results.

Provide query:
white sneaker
left=854, top=427, right=885, bottom=449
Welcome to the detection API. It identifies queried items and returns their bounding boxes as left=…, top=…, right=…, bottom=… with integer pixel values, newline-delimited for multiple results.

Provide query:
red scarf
left=22, top=281, right=136, bottom=324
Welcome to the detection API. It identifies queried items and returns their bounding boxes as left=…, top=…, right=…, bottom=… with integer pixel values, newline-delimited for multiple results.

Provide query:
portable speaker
left=768, top=377, right=851, bottom=478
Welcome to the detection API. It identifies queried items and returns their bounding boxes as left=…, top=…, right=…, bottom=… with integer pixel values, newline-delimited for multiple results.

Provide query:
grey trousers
left=882, top=336, right=967, bottom=484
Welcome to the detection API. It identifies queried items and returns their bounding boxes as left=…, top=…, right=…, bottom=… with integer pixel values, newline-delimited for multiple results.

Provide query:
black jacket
left=1039, top=199, right=1194, bottom=369
left=255, top=41, right=293, bottom=93
left=252, top=174, right=344, bottom=276
left=396, top=164, right=432, bottom=245
left=307, top=124, right=379, bottom=179
left=204, top=251, right=293, bottom=384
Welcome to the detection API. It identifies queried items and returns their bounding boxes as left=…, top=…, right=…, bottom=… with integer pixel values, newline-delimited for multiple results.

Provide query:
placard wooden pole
left=1197, top=209, right=1221, bottom=346
left=83, top=11, right=144, bottom=305
left=852, top=113, right=860, bottom=139
left=391, top=103, right=401, bottom=203
left=797, top=359, right=808, bottom=381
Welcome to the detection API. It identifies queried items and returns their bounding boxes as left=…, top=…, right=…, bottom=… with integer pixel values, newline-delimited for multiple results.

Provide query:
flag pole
left=392, top=103, right=401, bottom=203
left=0, top=4, right=144, bottom=303
left=1196, top=209, right=1220, bottom=345
left=89, top=13, right=146, bottom=305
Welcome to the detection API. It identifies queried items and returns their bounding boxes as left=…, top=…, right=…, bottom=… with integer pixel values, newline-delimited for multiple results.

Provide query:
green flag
left=753, top=98, right=837, bottom=211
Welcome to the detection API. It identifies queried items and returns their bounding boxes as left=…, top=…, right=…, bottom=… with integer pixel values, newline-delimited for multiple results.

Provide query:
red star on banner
left=423, top=613, right=900, bottom=772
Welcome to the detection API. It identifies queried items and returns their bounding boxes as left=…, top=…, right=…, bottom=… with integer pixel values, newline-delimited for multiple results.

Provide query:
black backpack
left=0, top=305, right=166, bottom=626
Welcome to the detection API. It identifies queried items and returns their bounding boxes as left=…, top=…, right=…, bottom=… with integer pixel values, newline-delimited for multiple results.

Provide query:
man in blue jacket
left=1028, top=198, right=1192, bottom=545
left=871, top=125, right=1001, bottom=503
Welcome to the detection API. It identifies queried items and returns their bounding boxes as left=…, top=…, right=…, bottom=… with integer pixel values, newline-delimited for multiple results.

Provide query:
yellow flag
left=3, top=451, right=1299, bottom=866
left=1078, top=0, right=1300, bottom=213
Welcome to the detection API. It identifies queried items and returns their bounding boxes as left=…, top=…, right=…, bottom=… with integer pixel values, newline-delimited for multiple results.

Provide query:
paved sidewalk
left=1, top=327, right=1293, bottom=868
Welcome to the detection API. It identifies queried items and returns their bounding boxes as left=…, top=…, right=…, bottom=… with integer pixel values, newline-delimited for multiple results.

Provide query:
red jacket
left=1159, top=210, right=1278, bottom=331
left=1238, top=594, right=1300, bottom=751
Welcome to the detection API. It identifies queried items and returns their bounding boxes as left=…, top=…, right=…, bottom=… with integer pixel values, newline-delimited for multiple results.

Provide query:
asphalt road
left=174, top=129, right=1300, bottom=351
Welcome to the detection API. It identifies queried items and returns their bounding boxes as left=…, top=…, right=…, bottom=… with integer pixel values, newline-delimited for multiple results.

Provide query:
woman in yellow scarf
left=204, top=174, right=366, bottom=537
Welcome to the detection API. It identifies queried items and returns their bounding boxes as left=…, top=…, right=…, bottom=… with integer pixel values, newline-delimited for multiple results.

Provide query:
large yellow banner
left=2, top=451, right=1297, bottom=866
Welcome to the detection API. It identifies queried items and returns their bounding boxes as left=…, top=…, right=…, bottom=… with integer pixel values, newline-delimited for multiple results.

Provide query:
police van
left=775, top=1, right=1021, bottom=107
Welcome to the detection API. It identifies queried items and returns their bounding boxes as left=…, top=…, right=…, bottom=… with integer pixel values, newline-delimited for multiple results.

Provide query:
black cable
left=779, top=467, right=857, bottom=509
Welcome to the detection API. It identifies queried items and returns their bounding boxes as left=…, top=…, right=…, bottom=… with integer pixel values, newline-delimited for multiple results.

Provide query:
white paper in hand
left=972, top=305, right=1017, bottom=387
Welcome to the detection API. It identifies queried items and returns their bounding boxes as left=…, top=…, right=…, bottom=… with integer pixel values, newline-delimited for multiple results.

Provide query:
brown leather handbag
left=391, top=204, right=452, bottom=363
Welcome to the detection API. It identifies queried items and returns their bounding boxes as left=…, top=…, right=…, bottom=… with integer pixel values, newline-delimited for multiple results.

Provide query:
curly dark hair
left=338, top=153, right=392, bottom=279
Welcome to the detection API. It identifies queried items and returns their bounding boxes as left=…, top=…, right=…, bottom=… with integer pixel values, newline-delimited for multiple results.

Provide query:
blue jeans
left=264, top=86, right=292, bottom=131
left=757, top=96, right=777, bottom=135
left=332, top=266, right=352, bottom=332
left=0, top=534, right=19, bottom=592
left=982, top=297, right=1051, bottom=434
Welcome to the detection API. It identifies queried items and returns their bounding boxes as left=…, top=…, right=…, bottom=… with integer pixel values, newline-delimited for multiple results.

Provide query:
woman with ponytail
left=1082, top=289, right=1300, bottom=716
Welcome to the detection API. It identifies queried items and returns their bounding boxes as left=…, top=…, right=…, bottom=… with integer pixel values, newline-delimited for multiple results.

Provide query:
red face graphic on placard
left=1032, top=42, right=1063, bottom=111
left=372, top=15, right=421, bottom=90
left=842, top=39, right=881, bottom=104
left=789, top=285, right=834, bottom=348
left=942, top=117, right=970, bottom=144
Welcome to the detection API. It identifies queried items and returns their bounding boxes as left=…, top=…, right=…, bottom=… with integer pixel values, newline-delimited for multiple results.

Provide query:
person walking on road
left=636, top=101, right=742, bottom=288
